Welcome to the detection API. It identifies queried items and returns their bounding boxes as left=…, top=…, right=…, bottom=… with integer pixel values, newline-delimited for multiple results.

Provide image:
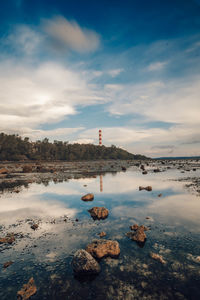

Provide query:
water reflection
left=0, top=167, right=200, bottom=299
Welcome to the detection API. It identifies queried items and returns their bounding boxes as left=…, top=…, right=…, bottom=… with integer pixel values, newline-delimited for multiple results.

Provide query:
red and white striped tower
left=99, top=129, right=102, bottom=146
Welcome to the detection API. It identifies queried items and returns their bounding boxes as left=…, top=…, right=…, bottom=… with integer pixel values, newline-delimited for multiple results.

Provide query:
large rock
left=88, top=207, right=109, bottom=220
left=72, top=249, right=101, bottom=275
left=17, top=277, right=37, bottom=300
left=86, top=239, right=120, bottom=259
left=81, top=193, right=94, bottom=201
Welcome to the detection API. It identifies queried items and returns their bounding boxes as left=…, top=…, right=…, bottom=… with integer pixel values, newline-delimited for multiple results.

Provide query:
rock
left=30, top=224, right=38, bottom=230
left=72, top=249, right=101, bottom=275
left=22, top=165, right=33, bottom=173
left=81, top=193, right=94, bottom=201
left=142, top=171, right=148, bottom=175
left=121, top=166, right=126, bottom=171
left=0, top=168, right=8, bottom=174
left=140, top=165, right=145, bottom=170
left=3, top=261, right=13, bottom=268
left=130, top=224, right=148, bottom=231
left=86, top=239, right=120, bottom=259
left=132, top=227, right=147, bottom=243
left=17, top=277, right=37, bottom=300
left=0, top=233, right=15, bottom=244
left=127, top=225, right=147, bottom=246
left=158, top=193, right=162, bottom=197
left=139, top=186, right=152, bottom=191
left=153, top=168, right=161, bottom=173
left=150, top=252, right=166, bottom=264
left=98, top=231, right=106, bottom=238
left=88, top=207, right=109, bottom=220
left=130, top=224, right=139, bottom=231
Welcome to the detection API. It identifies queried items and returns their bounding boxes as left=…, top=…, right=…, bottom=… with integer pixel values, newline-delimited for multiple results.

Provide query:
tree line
left=0, top=133, right=147, bottom=161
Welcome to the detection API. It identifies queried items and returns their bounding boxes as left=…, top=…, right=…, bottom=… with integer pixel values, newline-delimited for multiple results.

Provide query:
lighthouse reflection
left=100, top=174, right=103, bottom=192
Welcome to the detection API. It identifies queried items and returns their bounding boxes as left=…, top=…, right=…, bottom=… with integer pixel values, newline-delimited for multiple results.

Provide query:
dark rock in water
left=88, top=207, right=109, bottom=220
left=150, top=252, right=166, bottom=264
left=72, top=249, right=101, bottom=275
left=140, top=165, right=145, bottom=170
left=193, top=168, right=196, bottom=171
left=3, top=261, right=13, bottom=268
left=86, top=239, right=120, bottom=259
left=142, top=171, right=148, bottom=175
left=81, top=193, right=94, bottom=201
left=0, top=168, right=9, bottom=174
left=98, top=231, right=106, bottom=238
left=17, top=277, right=37, bottom=300
left=139, top=186, right=152, bottom=191
left=158, top=193, right=162, bottom=197
left=121, top=166, right=126, bottom=171
left=31, top=224, right=38, bottom=230
left=0, top=233, right=15, bottom=244
left=153, top=168, right=161, bottom=173
left=75, top=218, right=79, bottom=222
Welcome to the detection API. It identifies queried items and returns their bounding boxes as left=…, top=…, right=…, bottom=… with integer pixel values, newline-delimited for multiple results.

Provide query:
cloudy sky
left=0, top=0, right=200, bottom=157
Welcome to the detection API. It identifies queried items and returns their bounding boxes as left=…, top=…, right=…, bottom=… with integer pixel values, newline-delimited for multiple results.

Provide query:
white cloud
left=147, top=61, right=167, bottom=71
left=5, top=25, right=42, bottom=56
left=107, top=68, right=124, bottom=77
left=43, top=16, right=100, bottom=53
left=0, top=60, right=104, bottom=135
left=106, top=77, right=200, bottom=125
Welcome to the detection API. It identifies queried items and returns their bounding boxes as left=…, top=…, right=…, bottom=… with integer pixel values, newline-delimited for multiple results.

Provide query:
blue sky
left=0, top=0, right=200, bottom=157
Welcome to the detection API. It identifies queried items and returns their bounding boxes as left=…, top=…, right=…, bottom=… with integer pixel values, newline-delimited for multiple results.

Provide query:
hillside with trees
left=0, top=133, right=147, bottom=161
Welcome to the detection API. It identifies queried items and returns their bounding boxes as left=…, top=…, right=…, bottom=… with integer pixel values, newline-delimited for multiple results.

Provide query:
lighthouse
left=99, top=129, right=102, bottom=146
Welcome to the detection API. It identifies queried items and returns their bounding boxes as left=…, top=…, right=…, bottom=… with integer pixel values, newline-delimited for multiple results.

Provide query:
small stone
left=0, top=168, right=9, bottom=174
left=86, top=239, right=120, bottom=259
left=139, top=186, right=152, bottom=191
left=153, top=168, right=161, bottom=173
left=142, top=171, right=148, bottom=175
left=130, top=224, right=139, bottom=231
left=141, top=281, right=147, bottom=289
left=127, top=225, right=148, bottom=246
left=3, top=261, right=13, bottom=269
left=98, top=231, right=106, bottom=238
left=31, top=224, right=38, bottom=230
left=72, top=249, right=101, bottom=275
left=81, top=193, right=94, bottom=201
left=158, top=193, right=162, bottom=197
left=150, top=252, right=166, bottom=264
left=88, top=207, right=109, bottom=220
left=17, top=277, right=37, bottom=300
left=0, top=233, right=15, bottom=244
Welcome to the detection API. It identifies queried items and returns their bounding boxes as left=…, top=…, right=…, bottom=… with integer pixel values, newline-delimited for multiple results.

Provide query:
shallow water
left=0, top=166, right=200, bottom=299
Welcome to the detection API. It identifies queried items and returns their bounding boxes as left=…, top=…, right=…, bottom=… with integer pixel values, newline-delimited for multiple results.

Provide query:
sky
left=0, top=0, right=200, bottom=157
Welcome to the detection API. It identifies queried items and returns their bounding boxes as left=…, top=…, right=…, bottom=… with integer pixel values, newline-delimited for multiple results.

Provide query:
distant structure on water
left=99, top=129, right=102, bottom=146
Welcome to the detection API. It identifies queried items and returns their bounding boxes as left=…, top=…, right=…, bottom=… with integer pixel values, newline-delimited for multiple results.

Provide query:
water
left=0, top=167, right=200, bottom=299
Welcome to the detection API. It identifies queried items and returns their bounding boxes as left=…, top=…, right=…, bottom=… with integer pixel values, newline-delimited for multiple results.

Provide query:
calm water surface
left=0, top=167, right=200, bottom=299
